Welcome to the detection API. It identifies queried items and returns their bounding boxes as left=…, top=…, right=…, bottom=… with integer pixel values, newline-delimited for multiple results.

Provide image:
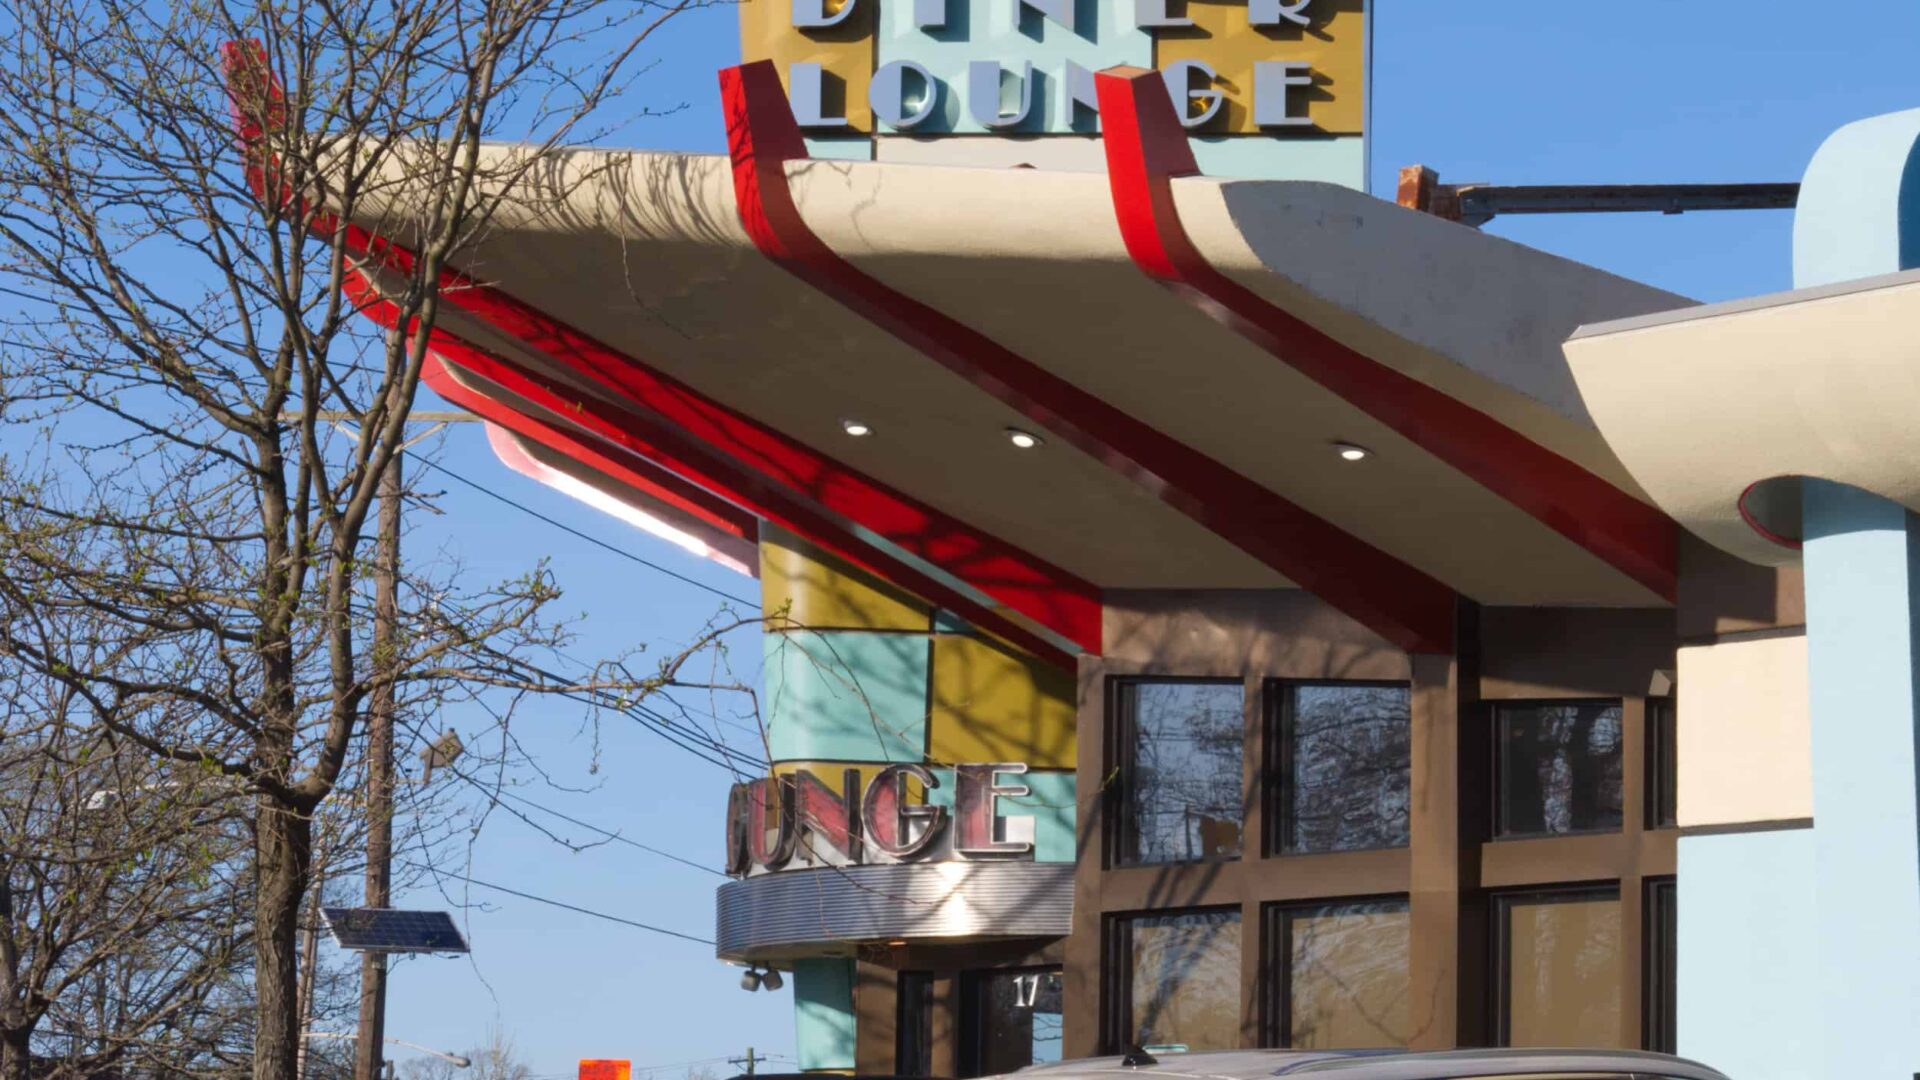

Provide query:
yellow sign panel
left=738, top=0, right=1367, bottom=149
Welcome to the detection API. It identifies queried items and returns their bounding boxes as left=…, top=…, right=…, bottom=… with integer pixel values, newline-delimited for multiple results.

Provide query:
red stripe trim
left=1094, top=65, right=1678, bottom=603
left=408, top=314, right=1080, bottom=668
left=218, top=39, right=1100, bottom=659
left=721, top=59, right=1457, bottom=654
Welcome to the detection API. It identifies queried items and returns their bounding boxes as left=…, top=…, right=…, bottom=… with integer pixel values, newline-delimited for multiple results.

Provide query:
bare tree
left=0, top=0, right=713, bottom=1077
left=0, top=667, right=251, bottom=1080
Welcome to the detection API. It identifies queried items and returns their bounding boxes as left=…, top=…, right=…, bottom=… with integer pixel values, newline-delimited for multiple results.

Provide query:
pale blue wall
left=1793, top=107, right=1920, bottom=286
left=793, top=958, right=858, bottom=1071
left=1799, top=479, right=1920, bottom=1080
left=1676, top=829, right=1819, bottom=1080
left=1190, top=134, right=1364, bottom=185
left=764, top=630, right=929, bottom=762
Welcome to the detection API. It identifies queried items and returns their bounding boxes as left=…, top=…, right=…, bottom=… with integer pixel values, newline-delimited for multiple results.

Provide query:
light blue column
left=793, top=957, right=858, bottom=1071
left=1793, top=107, right=1920, bottom=286
left=1801, top=478, right=1920, bottom=1080
left=1675, top=829, right=1818, bottom=1080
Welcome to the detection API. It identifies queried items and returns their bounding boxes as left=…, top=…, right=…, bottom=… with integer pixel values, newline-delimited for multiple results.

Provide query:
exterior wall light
left=760, top=968, right=784, bottom=991
left=841, top=419, right=873, bottom=437
left=1006, top=428, right=1043, bottom=449
left=1333, top=441, right=1371, bottom=462
left=740, top=967, right=763, bottom=992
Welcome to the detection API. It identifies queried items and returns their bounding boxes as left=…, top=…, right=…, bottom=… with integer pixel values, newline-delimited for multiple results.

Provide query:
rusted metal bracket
left=1398, top=165, right=1799, bottom=227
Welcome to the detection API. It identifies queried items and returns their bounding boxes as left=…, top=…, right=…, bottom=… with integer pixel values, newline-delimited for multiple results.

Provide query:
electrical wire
left=419, top=456, right=757, bottom=608
left=492, top=787, right=726, bottom=878
left=399, top=860, right=714, bottom=945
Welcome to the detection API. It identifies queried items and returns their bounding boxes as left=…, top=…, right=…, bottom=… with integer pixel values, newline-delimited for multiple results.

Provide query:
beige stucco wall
left=1676, top=634, right=1812, bottom=828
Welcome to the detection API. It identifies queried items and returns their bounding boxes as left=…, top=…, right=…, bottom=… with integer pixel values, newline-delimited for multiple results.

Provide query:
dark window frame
left=1490, top=883, right=1623, bottom=1048
left=957, top=965, right=1064, bottom=1078
left=1101, top=906, right=1243, bottom=1054
left=1645, top=697, right=1677, bottom=830
left=1260, top=893, right=1412, bottom=1048
left=1106, top=677, right=1247, bottom=869
left=895, top=970, right=936, bottom=1078
left=1490, top=699, right=1627, bottom=840
left=1264, top=679, right=1414, bottom=857
left=1643, top=876, right=1677, bottom=1054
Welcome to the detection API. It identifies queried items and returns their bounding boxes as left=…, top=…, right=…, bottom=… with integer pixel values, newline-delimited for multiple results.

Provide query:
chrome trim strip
left=715, top=861, right=1073, bottom=960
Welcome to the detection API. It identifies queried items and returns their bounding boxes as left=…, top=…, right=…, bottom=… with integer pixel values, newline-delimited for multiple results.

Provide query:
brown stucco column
left=1408, top=602, right=1485, bottom=1049
left=855, top=957, right=898, bottom=1073
left=1063, top=662, right=1107, bottom=1059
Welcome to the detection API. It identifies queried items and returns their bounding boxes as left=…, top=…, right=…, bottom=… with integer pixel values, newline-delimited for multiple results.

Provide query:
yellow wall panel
left=1154, top=0, right=1365, bottom=136
left=739, top=0, right=875, bottom=132
left=773, top=761, right=932, bottom=804
left=760, top=524, right=931, bottom=633
left=927, top=635, right=1077, bottom=769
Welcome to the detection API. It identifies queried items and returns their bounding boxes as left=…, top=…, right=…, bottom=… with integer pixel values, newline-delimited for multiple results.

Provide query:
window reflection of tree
left=1130, top=683, right=1243, bottom=863
left=1499, top=704, right=1623, bottom=837
left=1284, top=902, right=1410, bottom=1049
left=1130, top=911, right=1240, bottom=1050
left=1286, top=686, right=1411, bottom=854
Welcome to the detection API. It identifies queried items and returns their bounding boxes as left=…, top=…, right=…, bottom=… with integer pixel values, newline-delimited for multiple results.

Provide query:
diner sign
left=724, top=762, right=1037, bottom=877
left=740, top=0, right=1365, bottom=145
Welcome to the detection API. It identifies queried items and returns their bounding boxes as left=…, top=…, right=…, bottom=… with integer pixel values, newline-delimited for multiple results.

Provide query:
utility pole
left=286, top=409, right=475, bottom=1080
left=728, top=1048, right=762, bottom=1077
left=354, top=442, right=402, bottom=1080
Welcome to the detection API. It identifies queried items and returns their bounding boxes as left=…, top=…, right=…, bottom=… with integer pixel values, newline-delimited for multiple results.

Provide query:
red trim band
left=721, top=59, right=1458, bottom=654
left=219, top=41, right=1100, bottom=660
left=1094, top=65, right=1678, bottom=604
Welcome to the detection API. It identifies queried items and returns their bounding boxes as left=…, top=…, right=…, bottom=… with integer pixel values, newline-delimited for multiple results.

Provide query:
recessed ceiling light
left=1006, top=427, right=1043, bottom=450
left=841, top=419, right=873, bottom=438
left=1333, top=441, right=1371, bottom=462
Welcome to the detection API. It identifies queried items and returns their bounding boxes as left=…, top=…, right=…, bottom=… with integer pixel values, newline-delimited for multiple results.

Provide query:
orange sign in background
left=580, top=1060, right=632, bottom=1080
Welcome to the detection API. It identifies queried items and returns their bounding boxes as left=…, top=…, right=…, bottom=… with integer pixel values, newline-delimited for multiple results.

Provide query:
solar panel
left=322, top=908, right=470, bottom=954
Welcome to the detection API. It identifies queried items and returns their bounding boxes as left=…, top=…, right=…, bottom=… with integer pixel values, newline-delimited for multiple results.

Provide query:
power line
left=399, top=861, right=714, bottom=945
left=419, top=456, right=757, bottom=608
left=492, top=788, right=725, bottom=878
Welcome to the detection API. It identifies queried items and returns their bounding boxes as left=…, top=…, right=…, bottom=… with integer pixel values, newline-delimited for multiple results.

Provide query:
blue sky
left=380, top=1, right=1920, bottom=1075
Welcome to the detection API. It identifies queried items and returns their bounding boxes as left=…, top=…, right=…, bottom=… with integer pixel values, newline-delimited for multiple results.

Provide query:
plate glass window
left=961, top=969, right=1062, bottom=1077
left=1114, top=680, right=1244, bottom=865
left=1270, top=682, right=1411, bottom=854
left=1644, top=878, right=1677, bottom=1054
left=1496, top=888, right=1623, bottom=1048
left=1109, top=909, right=1241, bottom=1052
left=1646, top=697, right=1677, bottom=829
left=896, top=971, right=934, bottom=1077
left=1265, top=898, right=1411, bottom=1049
left=1495, top=702, right=1624, bottom=838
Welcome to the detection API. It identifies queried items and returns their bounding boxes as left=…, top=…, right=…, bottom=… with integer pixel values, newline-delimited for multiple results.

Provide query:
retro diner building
left=322, top=3, right=1919, bottom=1078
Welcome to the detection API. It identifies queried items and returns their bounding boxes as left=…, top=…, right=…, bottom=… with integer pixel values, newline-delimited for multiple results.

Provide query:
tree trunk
left=1, top=1023, right=33, bottom=1080
left=255, top=796, right=313, bottom=1080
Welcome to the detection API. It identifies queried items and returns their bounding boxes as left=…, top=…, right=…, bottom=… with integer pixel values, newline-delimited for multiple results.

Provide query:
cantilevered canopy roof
left=1568, top=266, right=1920, bottom=566
left=340, top=64, right=1694, bottom=656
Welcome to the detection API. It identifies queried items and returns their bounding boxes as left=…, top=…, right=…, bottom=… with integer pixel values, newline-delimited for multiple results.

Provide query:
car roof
left=1010, top=1049, right=1730, bottom=1080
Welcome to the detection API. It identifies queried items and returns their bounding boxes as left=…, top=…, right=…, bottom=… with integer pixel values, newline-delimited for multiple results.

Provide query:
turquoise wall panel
left=1799, top=479, right=1920, bottom=1080
left=1190, top=134, right=1365, bottom=186
left=1793, top=107, right=1920, bottom=287
left=924, top=767, right=1075, bottom=861
left=805, top=135, right=876, bottom=161
left=764, top=630, right=929, bottom=763
left=1676, top=829, right=1819, bottom=1080
left=876, top=0, right=1151, bottom=134
left=793, top=958, right=857, bottom=1071
left=1009, top=769, right=1076, bottom=862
